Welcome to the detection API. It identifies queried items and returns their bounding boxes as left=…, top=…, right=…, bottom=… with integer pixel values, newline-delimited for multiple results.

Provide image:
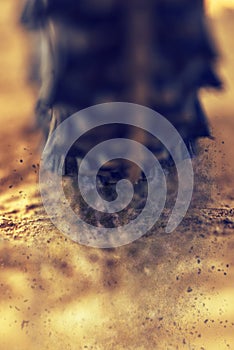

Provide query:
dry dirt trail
left=1, top=2, right=234, bottom=350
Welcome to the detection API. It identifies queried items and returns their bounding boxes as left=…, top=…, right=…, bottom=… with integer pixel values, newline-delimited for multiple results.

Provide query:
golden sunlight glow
left=206, top=0, right=234, bottom=15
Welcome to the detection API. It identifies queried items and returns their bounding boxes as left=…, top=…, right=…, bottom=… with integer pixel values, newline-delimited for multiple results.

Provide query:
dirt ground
left=1, top=2, right=234, bottom=350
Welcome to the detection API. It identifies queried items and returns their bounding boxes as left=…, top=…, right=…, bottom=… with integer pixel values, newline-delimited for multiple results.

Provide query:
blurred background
left=0, top=1, right=234, bottom=349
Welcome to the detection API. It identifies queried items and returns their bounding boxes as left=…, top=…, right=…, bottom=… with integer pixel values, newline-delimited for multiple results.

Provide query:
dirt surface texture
left=1, top=2, right=234, bottom=350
